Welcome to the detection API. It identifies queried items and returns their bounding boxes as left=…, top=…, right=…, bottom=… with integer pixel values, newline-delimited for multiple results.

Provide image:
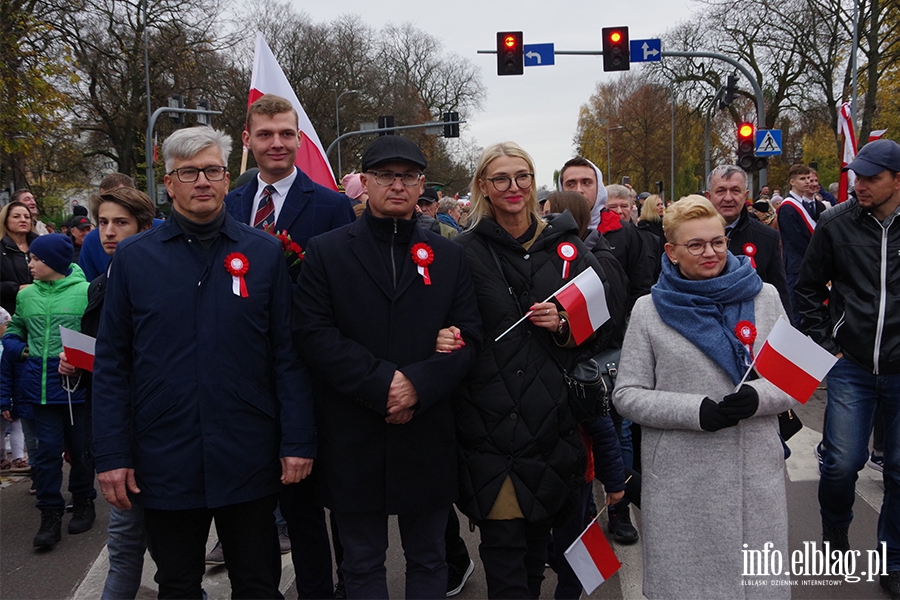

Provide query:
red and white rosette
left=557, top=242, right=578, bottom=279
left=735, top=320, right=757, bottom=360
left=743, top=242, right=757, bottom=269
left=411, top=243, right=434, bottom=286
left=225, top=252, right=249, bottom=298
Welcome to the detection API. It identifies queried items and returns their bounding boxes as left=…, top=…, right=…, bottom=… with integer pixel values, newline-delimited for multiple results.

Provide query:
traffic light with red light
left=497, top=32, right=524, bottom=76
left=602, top=27, right=630, bottom=72
left=737, top=122, right=755, bottom=170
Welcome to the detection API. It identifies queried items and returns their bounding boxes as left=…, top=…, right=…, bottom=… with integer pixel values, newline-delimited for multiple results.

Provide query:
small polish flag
left=564, top=517, right=621, bottom=594
left=554, top=268, right=610, bottom=345
left=754, top=316, right=838, bottom=403
left=59, top=326, right=96, bottom=373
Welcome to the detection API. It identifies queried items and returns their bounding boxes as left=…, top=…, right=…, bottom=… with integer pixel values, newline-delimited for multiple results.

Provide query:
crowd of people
left=1, top=92, right=899, bottom=600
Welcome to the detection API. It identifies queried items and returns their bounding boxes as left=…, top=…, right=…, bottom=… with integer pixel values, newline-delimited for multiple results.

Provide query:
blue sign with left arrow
left=524, top=43, right=555, bottom=67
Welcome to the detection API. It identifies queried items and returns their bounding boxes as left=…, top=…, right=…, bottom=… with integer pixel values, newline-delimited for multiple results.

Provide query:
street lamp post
left=335, top=89, right=359, bottom=179
left=606, top=124, right=623, bottom=181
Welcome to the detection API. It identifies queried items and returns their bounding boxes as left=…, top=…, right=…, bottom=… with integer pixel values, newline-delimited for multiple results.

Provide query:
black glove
left=699, top=397, right=739, bottom=432
left=719, top=384, right=759, bottom=421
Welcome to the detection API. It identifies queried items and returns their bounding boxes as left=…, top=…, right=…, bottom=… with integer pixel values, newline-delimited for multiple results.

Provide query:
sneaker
left=608, top=504, right=639, bottom=545
left=822, top=523, right=850, bottom=552
left=333, top=580, right=346, bottom=600
left=447, top=558, right=474, bottom=597
left=68, top=497, right=96, bottom=534
left=33, top=510, right=63, bottom=548
left=205, top=540, right=225, bottom=566
left=277, top=523, right=291, bottom=554
left=881, top=570, right=900, bottom=600
left=813, top=441, right=825, bottom=466
left=868, top=452, right=884, bottom=473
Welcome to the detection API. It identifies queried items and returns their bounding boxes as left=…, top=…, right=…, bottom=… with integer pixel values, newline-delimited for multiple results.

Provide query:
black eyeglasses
left=484, top=173, right=534, bottom=192
left=674, top=236, right=730, bottom=256
left=366, top=171, right=423, bottom=187
left=168, top=166, right=227, bottom=183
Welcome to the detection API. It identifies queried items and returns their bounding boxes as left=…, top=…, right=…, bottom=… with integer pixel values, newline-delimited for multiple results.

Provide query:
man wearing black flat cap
left=796, top=138, right=900, bottom=598
left=293, top=135, right=482, bottom=599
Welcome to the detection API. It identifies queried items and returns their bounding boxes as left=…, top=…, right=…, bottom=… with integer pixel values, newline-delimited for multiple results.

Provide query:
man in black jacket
left=795, top=139, right=900, bottom=598
left=706, top=165, right=791, bottom=314
left=293, top=136, right=482, bottom=599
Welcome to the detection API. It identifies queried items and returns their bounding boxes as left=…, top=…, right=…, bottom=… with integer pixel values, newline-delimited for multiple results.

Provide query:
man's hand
left=58, top=351, right=79, bottom=376
left=386, top=371, right=418, bottom=416
left=98, top=468, right=140, bottom=510
left=281, top=457, right=313, bottom=484
left=605, top=490, right=625, bottom=506
left=436, top=326, right=465, bottom=353
left=385, top=407, right=414, bottom=425
left=1, top=410, right=11, bottom=422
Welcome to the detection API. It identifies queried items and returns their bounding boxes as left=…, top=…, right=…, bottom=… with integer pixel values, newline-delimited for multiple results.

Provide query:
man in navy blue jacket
left=93, top=127, right=315, bottom=599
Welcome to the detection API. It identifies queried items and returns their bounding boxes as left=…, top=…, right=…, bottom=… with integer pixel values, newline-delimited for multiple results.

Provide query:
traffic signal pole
left=323, top=119, right=466, bottom=159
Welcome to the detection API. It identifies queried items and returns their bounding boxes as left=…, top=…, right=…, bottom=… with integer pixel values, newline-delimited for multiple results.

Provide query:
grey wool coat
left=613, top=284, right=796, bottom=599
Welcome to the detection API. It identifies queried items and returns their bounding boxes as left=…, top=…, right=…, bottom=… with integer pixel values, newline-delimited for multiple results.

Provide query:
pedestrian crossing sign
left=755, top=129, right=782, bottom=156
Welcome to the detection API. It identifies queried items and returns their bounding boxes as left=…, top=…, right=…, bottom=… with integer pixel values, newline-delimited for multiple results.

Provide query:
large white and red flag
left=249, top=32, right=338, bottom=190
left=564, top=517, right=621, bottom=594
left=837, top=103, right=857, bottom=202
left=754, top=316, right=838, bottom=404
left=555, top=268, right=610, bottom=345
left=59, top=326, right=95, bottom=372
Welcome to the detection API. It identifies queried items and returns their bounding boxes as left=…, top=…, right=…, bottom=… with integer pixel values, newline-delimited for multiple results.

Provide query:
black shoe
left=881, top=570, right=900, bottom=600
left=33, top=510, right=63, bottom=548
left=68, top=497, right=96, bottom=534
left=447, top=558, right=474, bottom=597
left=333, top=580, right=346, bottom=600
left=277, top=523, right=291, bottom=554
left=822, top=523, right=849, bottom=552
left=608, top=503, right=639, bottom=545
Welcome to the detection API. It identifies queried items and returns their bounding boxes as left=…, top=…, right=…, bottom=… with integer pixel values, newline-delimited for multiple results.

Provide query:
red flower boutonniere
left=557, top=242, right=578, bottom=279
left=263, top=224, right=304, bottom=267
left=225, top=252, right=250, bottom=297
left=743, top=242, right=757, bottom=269
left=735, top=320, right=757, bottom=358
left=411, top=243, right=434, bottom=285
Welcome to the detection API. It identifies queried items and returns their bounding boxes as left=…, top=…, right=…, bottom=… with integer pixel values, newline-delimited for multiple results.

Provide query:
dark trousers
left=32, top=403, right=95, bottom=511
left=445, top=507, right=471, bottom=569
left=143, top=494, right=282, bottom=599
left=280, top=479, right=334, bottom=598
left=333, top=506, right=450, bottom=599
left=478, top=518, right=552, bottom=599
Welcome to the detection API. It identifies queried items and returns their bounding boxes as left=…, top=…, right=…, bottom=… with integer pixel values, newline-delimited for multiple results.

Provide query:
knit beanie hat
left=0, top=307, right=10, bottom=327
left=342, top=172, right=365, bottom=200
left=29, top=234, right=73, bottom=276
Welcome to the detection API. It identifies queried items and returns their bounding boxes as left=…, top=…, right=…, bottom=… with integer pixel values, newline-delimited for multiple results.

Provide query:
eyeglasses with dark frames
left=168, top=166, right=227, bottom=183
left=484, top=173, right=534, bottom=192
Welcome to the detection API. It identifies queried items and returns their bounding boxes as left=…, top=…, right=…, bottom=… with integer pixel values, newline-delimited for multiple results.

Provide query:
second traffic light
left=443, top=112, right=460, bottom=138
left=737, top=123, right=755, bottom=171
left=497, top=32, right=524, bottom=76
left=602, top=27, right=630, bottom=72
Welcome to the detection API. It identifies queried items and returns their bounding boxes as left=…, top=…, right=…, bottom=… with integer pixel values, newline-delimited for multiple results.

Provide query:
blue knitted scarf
left=651, top=252, right=762, bottom=385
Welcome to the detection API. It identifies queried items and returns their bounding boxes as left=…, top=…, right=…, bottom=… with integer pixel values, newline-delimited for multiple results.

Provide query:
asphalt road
left=0, top=386, right=892, bottom=599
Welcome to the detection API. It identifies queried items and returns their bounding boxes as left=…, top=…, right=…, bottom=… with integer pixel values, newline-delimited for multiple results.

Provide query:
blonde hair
left=466, top=142, right=541, bottom=229
left=639, top=194, right=663, bottom=223
left=663, top=195, right=725, bottom=242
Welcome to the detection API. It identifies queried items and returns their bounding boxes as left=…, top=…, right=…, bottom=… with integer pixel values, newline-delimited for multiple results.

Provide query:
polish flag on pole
left=837, top=103, right=857, bottom=202
left=564, top=517, right=621, bottom=594
left=753, top=316, right=838, bottom=404
left=555, top=268, right=610, bottom=345
left=869, top=129, right=888, bottom=143
left=59, top=326, right=96, bottom=373
left=249, top=32, right=338, bottom=191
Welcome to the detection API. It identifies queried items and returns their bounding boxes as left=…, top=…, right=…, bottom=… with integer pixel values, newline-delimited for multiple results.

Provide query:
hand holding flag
left=59, top=326, right=96, bottom=373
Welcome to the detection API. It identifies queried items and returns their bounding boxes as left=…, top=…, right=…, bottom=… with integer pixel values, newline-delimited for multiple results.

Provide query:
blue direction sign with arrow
left=755, top=129, right=783, bottom=156
left=630, top=39, right=661, bottom=62
left=524, top=43, right=555, bottom=67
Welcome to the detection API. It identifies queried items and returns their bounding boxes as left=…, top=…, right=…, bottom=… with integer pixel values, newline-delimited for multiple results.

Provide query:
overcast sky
left=295, top=0, right=696, bottom=189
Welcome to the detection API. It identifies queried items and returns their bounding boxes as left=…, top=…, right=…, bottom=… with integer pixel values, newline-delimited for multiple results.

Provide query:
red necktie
left=254, top=185, right=277, bottom=229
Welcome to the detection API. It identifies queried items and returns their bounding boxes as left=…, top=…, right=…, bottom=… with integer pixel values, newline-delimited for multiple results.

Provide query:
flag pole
left=494, top=291, right=558, bottom=343
left=734, top=355, right=759, bottom=392
left=240, top=146, right=249, bottom=175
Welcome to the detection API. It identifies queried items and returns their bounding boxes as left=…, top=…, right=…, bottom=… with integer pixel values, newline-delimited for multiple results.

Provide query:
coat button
left=523, top=254, right=530, bottom=260
left=510, top=412, right=518, bottom=420
left=506, top=455, right=513, bottom=463
left=516, top=370, right=524, bottom=377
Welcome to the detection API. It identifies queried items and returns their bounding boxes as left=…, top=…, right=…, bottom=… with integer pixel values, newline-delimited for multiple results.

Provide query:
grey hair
left=163, top=127, right=232, bottom=173
left=437, top=198, right=458, bottom=214
left=707, top=165, right=748, bottom=190
left=605, top=184, right=631, bottom=201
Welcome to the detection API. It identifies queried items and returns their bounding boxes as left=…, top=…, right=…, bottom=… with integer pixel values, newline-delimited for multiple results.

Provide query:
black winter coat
left=727, top=207, right=791, bottom=314
left=1, top=233, right=38, bottom=315
left=454, top=213, right=615, bottom=523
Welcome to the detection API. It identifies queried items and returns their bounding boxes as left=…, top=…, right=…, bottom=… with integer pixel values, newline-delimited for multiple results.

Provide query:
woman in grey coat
left=613, top=196, right=796, bottom=599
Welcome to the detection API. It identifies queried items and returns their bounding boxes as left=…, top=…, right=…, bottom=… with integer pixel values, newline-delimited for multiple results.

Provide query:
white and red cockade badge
left=557, top=242, right=577, bottom=279
left=735, top=320, right=757, bottom=359
left=225, top=252, right=249, bottom=297
left=411, top=243, right=434, bottom=285
left=743, top=242, right=757, bottom=269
